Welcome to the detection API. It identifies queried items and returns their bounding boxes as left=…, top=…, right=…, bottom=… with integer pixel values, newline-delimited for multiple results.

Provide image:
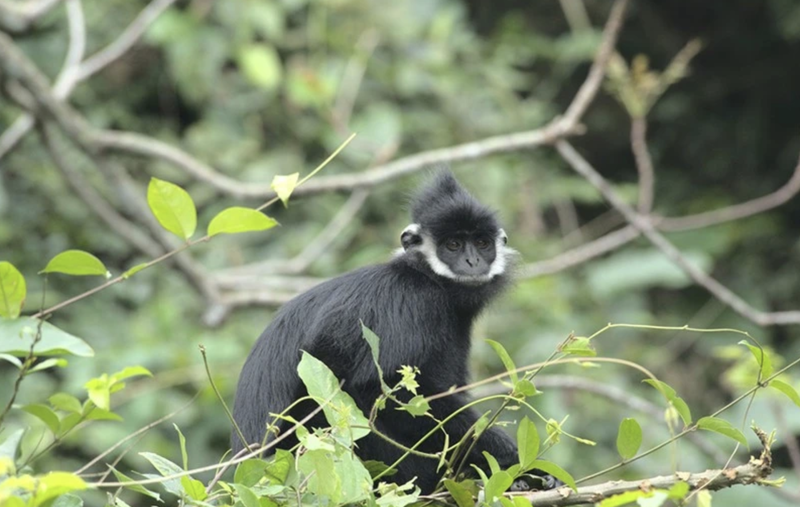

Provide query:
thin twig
left=556, top=140, right=800, bottom=326
left=631, top=117, right=655, bottom=213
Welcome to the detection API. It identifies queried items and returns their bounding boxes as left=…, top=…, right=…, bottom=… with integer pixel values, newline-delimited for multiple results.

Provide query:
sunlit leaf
left=111, top=366, right=152, bottom=383
left=181, top=476, right=207, bottom=501
left=561, top=336, right=597, bottom=357
left=361, top=323, right=389, bottom=393
left=770, top=379, right=800, bottom=408
left=40, top=250, right=109, bottom=277
left=443, top=480, right=474, bottom=507
left=297, top=352, right=369, bottom=444
left=0, top=261, right=26, bottom=319
left=739, top=341, right=774, bottom=379
left=643, top=379, right=692, bottom=426
left=238, top=43, right=282, bottom=91
left=33, top=472, right=87, bottom=506
left=616, top=418, right=642, bottom=460
left=28, top=358, right=68, bottom=374
left=512, top=379, right=539, bottom=398
left=174, top=424, right=188, bottom=470
left=487, top=339, right=518, bottom=384
left=147, top=177, right=197, bottom=240
left=402, top=395, right=430, bottom=417
left=484, top=471, right=513, bottom=503
left=0, top=318, right=94, bottom=357
left=21, top=404, right=60, bottom=434
left=234, top=459, right=267, bottom=487
left=110, top=467, right=162, bottom=502
left=84, top=376, right=111, bottom=411
left=122, top=263, right=148, bottom=279
left=271, top=173, right=299, bottom=207
left=517, top=416, right=540, bottom=471
left=139, top=452, right=183, bottom=495
left=527, top=460, right=576, bottom=491
left=207, top=207, right=278, bottom=237
left=696, top=416, right=748, bottom=447
left=482, top=451, right=501, bottom=475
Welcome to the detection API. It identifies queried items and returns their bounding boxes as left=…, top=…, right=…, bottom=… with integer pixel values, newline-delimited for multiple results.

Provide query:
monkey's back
left=231, top=257, right=466, bottom=452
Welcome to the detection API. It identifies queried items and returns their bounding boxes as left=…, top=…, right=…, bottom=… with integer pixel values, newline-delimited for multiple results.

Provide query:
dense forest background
left=2, top=0, right=800, bottom=505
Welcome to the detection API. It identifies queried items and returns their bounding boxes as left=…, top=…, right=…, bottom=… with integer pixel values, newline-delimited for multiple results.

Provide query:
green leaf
left=696, top=416, right=748, bottom=447
left=484, top=471, right=513, bottom=503
left=234, top=483, right=261, bottom=507
left=512, top=497, right=533, bottom=507
left=487, top=339, right=518, bottom=384
left=482, top=451, right=501, bottom=475
left=0, top=353, right=22, bottom=368
left=140, top=452, right=184, bottom=495
left=527, top=460, right=576, bottom=491
left=237, top=43, right=282, bottom=91
left=361, top=323, right=389, bottom=393
left=297, top=352, right=370, bottom=444
left=110, top=467, right=162, bottom=502
left=22, top=403, right=60, bottom=434
left=402, top=395, right=430, bottom=416
left=598, top=490, right=650, bottom=507
left=638, top=491, right=669, bottom=507
left=333, top=451, right=373, bottom=504
left=667, top=481, right=690, bottom=499
left=443, top=479, right=474, bottom=507
left=181, top=476, right=207, bottom=501
left=616, top=418, right=642, bottom=460
left=28, top=357, right=68, bottom=373
left=51, top=493, right=83, bottom=507
left=85, top=375, right=111, bottom=411
left=271, top=173, right=300, bottom=207
left=147, top=177, right=197, bottom=240
left=234, top=459, right=267, bottom=487
left=207, top=207, right=278, bottom=237
left=59, top=413, right=82, bottom=434
left=0, top=318, right=94, bottom=357
left=297, top=449, right=340, bottom=502
left=517, top=416, right=540, bottom=471
left=111, top=366, right=152, bottom=383
left=770, top=379, right=800, bottom=408
left=84, top=407, right=122, bottom=422
left=642, top=379, right=692, bottom=426
left=264, top=450, right=292, bottom=483
left=512, top=379, right=539, bottom=398
left=174, top=424, right=188, bottom=470
left=0, top=261, right=26, bottom=319
left=122, top=263, right=148, bottom=279
left=40, top=250, right=109, bottom=277
left=739, top=341, right=774, bottom=378
left=32, top=472, right=87, bottom=506
left=561, top=336, right=597, bottom=357
left=0, top=429, right=24, bottom=461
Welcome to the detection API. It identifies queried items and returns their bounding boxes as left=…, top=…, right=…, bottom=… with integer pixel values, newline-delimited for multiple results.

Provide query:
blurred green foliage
left=3, top=0, right=800, bottom=505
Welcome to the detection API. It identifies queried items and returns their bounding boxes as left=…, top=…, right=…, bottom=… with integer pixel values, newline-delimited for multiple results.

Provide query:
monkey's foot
left=508, top=473, right=563, bottom=492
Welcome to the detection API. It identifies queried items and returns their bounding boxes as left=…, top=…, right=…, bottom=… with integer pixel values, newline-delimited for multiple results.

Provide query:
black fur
left=231, top=171, right=520, bottom=493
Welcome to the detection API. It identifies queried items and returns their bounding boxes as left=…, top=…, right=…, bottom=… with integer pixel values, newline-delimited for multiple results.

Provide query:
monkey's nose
left=465, top=257, right=479, bottom=267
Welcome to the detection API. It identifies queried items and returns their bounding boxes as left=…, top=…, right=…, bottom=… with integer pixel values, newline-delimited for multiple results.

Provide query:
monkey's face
left=401, top=224, right=512, bottom=285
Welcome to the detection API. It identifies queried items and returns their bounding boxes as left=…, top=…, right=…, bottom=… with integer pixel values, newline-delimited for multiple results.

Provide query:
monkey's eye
left=474, top=238, right=491, bottom=249
left=445, top=239, right=462, bottom=251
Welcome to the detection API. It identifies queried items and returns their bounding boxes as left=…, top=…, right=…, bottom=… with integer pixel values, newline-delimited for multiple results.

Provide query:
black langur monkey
left=232, top=171, right=557, bottom=493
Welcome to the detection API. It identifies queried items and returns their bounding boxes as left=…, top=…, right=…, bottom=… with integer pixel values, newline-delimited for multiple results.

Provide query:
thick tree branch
left=521, top=454, right=774, bottom=506
left=0, top=0, right=61, bottom=34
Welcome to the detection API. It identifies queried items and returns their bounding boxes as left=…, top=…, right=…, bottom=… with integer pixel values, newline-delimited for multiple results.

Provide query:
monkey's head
left=400, top=171, right=513, bottom=285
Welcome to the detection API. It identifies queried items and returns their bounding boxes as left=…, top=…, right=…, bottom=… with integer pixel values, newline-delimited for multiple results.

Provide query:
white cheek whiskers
left=413, top=232, right=514, bottom=284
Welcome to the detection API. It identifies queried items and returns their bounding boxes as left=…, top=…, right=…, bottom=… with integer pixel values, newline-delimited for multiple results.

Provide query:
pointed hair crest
left=411, top=170, right=499, bottom=239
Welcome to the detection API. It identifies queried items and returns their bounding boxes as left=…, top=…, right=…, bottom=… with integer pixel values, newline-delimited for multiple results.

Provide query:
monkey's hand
left=508, top=472, right=563, bottom=492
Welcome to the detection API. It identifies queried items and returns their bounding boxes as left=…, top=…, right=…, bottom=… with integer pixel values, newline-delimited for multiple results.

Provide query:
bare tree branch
left=475, top=374, right=729, bottom=464
left=631, top=117, right=655, bottom=213
left=0, top=0, right=62, bottom=33
left=555, top=140, right=800, bottom=326
left=520, top=453, right=774, bottom=506
left=0, top=0, right=630, bottom=200
left=0, top=0, right=177, bottom=160
left=39, top=124, right=164, bottom=258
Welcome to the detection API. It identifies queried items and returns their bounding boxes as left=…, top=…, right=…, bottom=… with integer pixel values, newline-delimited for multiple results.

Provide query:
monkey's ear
left=401, top=224, right=423, bottom=251
left=498, top=228, right=508, bottom=245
